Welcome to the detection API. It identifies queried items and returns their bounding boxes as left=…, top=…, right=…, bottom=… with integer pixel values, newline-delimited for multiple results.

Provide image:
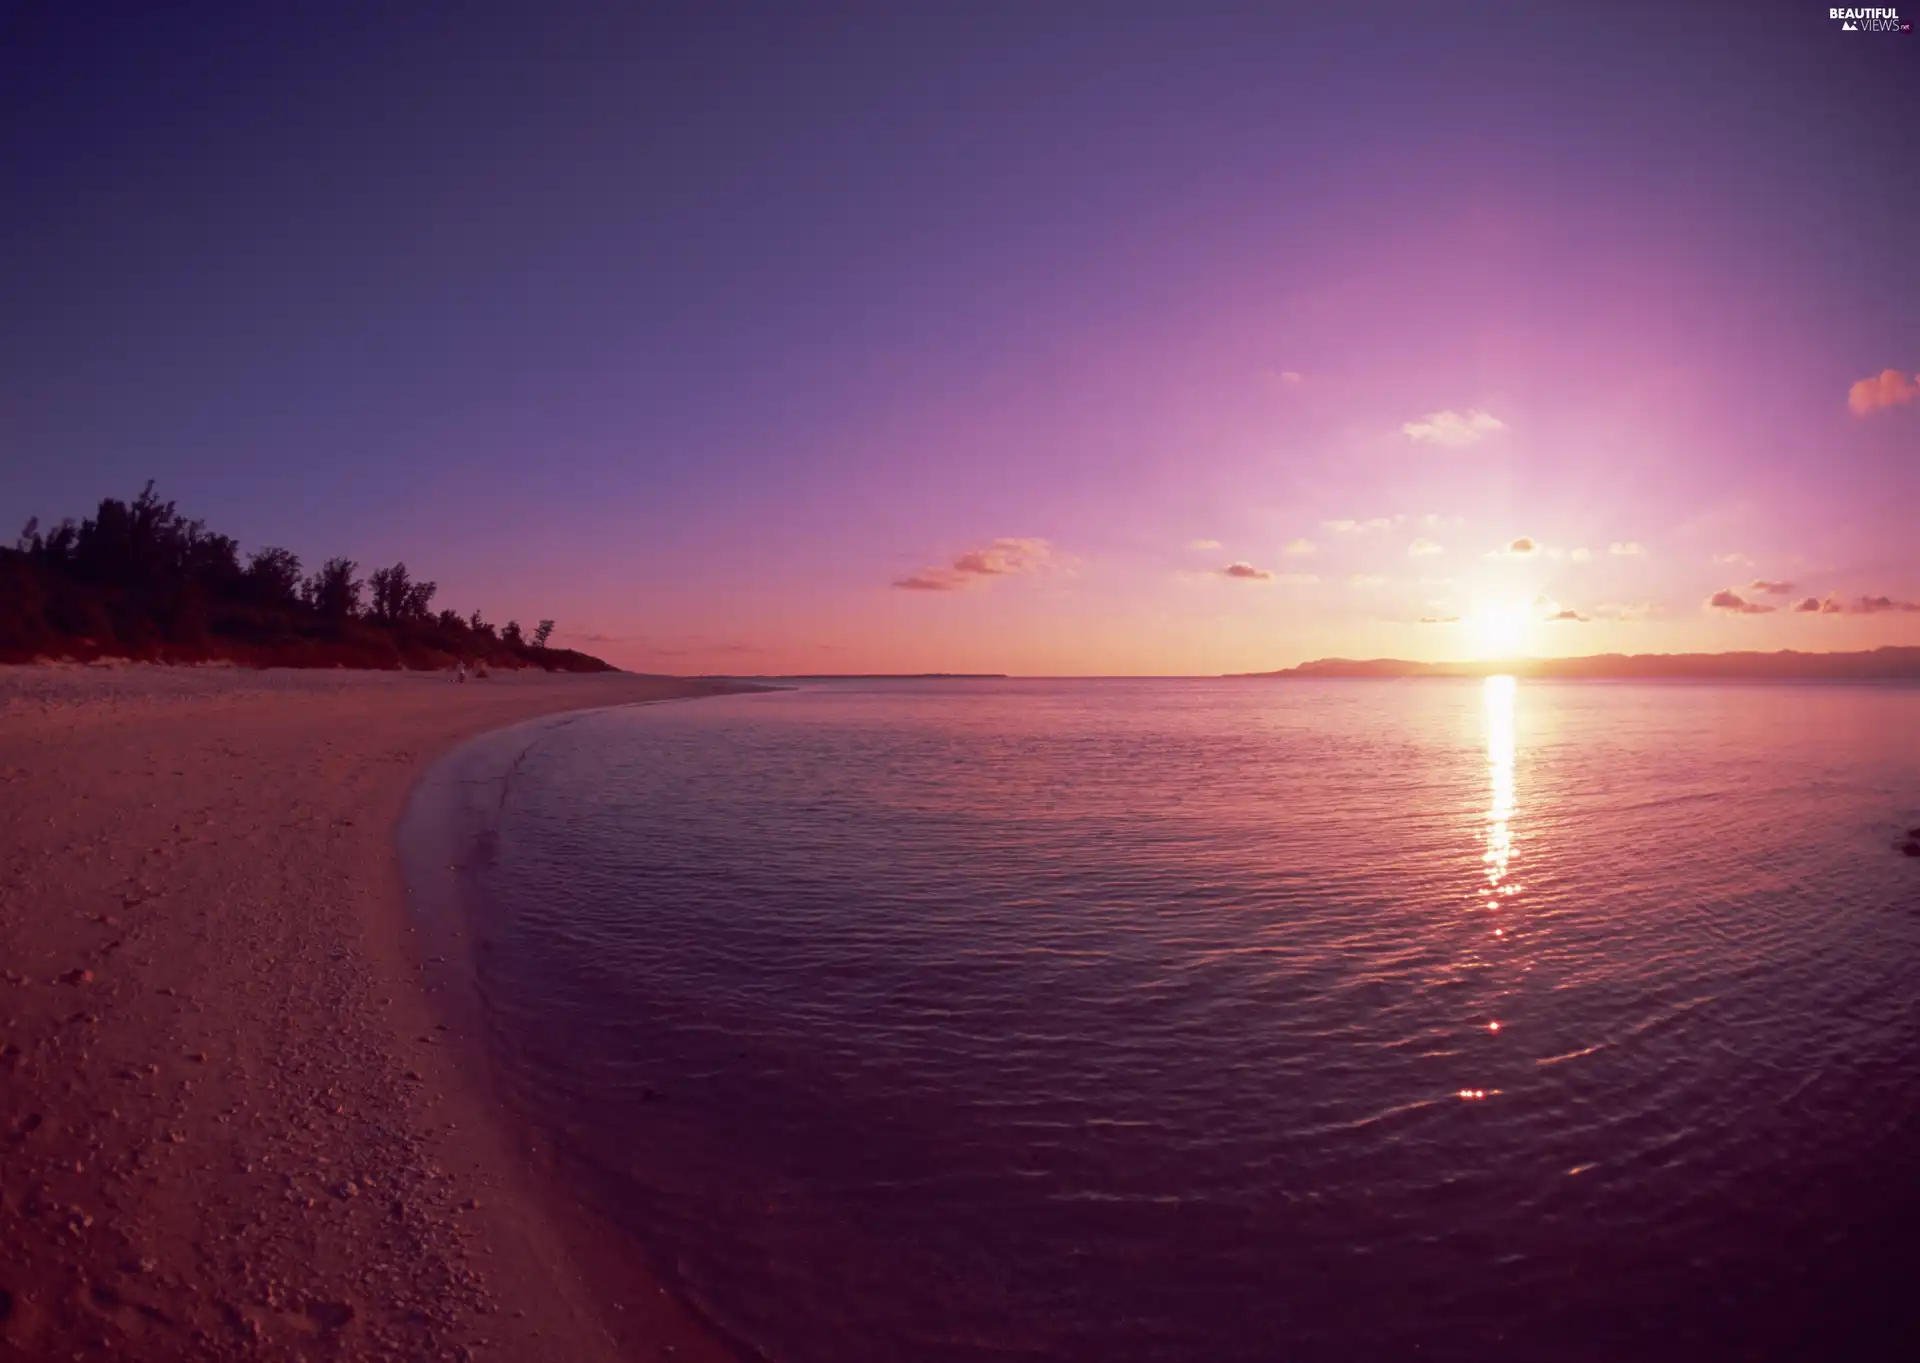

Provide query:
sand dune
left=0, top=665, right=743, bottom=1362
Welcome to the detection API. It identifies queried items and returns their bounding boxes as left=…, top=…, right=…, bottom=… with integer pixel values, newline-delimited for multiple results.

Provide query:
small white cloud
left=1280, top=370, right=1304, bottom=385
left=1847, top=368, right=1920, bottom=416
left=894, top=537, right=1057, bottom=591
left=1609, top=541, right=1645, bottom=557
left=1323, top=517, right=1393, bottom=533
left=1570, top=547, right=1593, bottom=563
left=1349, top=573, right=1389, bottom=587
left=1484, top=537, right=1540, bottom=560
left=1706, top=588, right=1775, bottom=615
left=1284, top=538, right=1316, bottom=556
left=1714, top=551, right=1752, bottom=566
left=1401, top=409, right=1506, bottom=447
left=1593, top=601, right=1657, bottom=621
left=1407, top=538, right=1443, bottom=557
left=1189, top=538, right=1223, bottom=551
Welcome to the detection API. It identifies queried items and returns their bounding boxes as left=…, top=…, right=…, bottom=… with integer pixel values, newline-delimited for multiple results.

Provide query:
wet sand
left=0, top=664, right=746, bottom=1362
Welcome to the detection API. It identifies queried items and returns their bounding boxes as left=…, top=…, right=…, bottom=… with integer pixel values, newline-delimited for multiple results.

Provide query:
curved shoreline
left=398, top=702, right=755, bottom=1363
left=0, top=664, right=746, bottom=1361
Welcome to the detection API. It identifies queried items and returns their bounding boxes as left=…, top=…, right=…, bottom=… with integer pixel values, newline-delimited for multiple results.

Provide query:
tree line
left=0, top=483, right=609, bottom=671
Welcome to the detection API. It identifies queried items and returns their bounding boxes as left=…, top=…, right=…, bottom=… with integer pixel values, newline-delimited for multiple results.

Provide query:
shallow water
left=434, top=679, right=1920, bottom=1362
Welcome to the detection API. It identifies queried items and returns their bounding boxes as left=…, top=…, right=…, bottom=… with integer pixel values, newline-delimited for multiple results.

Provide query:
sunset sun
left=1465, top=601, right=1531, bottom=659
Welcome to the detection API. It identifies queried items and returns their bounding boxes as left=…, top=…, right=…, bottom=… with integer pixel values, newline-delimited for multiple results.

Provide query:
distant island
left=1233, top=648, right=1920, bottom=680
left=0, top=484, right=613, bottom=671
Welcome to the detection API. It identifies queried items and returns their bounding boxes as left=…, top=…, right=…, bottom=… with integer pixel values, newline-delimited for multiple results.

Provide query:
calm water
left=426, top=679, right=1920, bottom=1362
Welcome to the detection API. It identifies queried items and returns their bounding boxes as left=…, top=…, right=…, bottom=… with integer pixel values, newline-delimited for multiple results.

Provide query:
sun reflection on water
left=1483, top=674, right=1517, bottom=905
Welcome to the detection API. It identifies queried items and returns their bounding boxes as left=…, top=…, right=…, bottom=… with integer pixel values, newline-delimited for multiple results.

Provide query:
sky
left=3, top=3, right=1916, bottom=675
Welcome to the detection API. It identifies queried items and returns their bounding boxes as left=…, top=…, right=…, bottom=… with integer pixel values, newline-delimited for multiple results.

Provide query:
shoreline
left=0, top=664, right=748, bottom=1361
left=399, top=704, right=761, bottom=1362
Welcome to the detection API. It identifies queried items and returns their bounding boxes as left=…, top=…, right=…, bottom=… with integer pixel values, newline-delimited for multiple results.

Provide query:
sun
left=1464, top=600, right=1531, bottom=659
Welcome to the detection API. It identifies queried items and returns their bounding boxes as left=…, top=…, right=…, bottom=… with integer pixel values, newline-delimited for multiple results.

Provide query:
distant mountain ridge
left=1233, top=647, right=1920, bottom=680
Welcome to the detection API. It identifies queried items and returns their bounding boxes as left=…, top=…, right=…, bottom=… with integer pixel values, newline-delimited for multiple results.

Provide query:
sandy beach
left=0, top=665, right=746, bottom=1362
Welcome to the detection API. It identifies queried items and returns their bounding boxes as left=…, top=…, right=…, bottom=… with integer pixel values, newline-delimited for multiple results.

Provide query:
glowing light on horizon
left=1465, top=601, right=1531, bottom=659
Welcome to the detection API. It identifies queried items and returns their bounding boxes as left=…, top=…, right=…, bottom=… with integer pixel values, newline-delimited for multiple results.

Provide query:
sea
left=405, top=678, right=1920, bottom=1362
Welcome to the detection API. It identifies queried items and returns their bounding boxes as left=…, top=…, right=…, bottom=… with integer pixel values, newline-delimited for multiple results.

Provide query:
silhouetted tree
left=245, top=547, right=303, bottom=608
left=368, top=564, right=400, bottom=622
left=180, top=527, right=242, bottom=592
left=303, top=557, right=363, bottom=619
left=403, top=578, right=435, bottom=620
left=70, top=482, right=197, bottom=585
left=2, top=483, right=616, bottom=671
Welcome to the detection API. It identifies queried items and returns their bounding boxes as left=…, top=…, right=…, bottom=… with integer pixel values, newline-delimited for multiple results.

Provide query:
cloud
left=1284, top=537, right=1316, bottom=556
left=894, top=537, right=1056, bottom=591
left=1802, top=592, right=1920, bottom=614
left=1748, top=579, right=1796, bottom=595
left=952, top=539, right=1051, bottom=576
left=1221, top=561, right=1275, bottom=581
left=1280, top=370, right=1303, bottom=385
left=1847, top=368, right=1920, bottom=416
left=1707, top=589, right=1776, bottom=615
left=1593, top=601, right=1658, bottom=621
left=1407, top=538, right=1443, bottom=557
left=1349, top=573, right=1388, bottom=587
left=1545, top=609, right=1590, bottom=622
left=1570, top=547, right=1592, bottom=562
left=1485, top=537, right=1539, bottom=559
left=1609, top=541, right=1645, bottom=557
left=1401, top=409, right=1506, bottom=446
left=1323, top=517, right=1394, bottom=533
left=1418, top=615, right=1462, bottom=624
left=1715, top=551, right=1752, bottom=566
left=1189, top=538, right=1223, bottom=551
left=1274, top=572, right=1320, bottom=584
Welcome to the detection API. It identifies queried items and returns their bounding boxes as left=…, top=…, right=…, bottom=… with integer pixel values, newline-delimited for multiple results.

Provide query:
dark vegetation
left=0, top=484, right=610, bottom=671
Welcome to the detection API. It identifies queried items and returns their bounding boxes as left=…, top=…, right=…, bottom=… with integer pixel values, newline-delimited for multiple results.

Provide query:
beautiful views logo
left=1830, top=6, right=1913, bottom=30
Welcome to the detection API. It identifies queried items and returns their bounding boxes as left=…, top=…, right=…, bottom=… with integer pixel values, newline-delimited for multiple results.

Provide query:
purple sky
left=3, top=4, right=1915, bottom=673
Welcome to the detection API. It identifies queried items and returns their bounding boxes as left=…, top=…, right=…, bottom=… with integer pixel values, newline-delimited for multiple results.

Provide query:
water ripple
left=452, top=678, right=1920, bottom=1363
